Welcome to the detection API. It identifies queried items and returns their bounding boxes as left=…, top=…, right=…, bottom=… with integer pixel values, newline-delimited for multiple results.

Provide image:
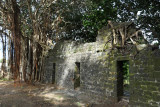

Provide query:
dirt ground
left=0, top=81, right=128, bottom=107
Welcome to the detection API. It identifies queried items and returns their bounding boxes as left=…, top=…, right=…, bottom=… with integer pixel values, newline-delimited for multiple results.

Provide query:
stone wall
left=129, top=48, right=160, bottom=106
left=43, top=40, right=113, bottom=95
left=43, top=27, right=160, bottom=106
left=105, top=45, right=160, bottom=106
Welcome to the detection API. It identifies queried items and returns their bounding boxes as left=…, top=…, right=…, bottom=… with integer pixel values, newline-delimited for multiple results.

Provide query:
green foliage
left=83, top=0, right=160, bottom=42
left=123, top=62, right=129, bottom=85
left=83, top=0, right=117, bottom=28
left=2, top=0, right=159, bottom=43
left=49, top=0, right=91, bottom=41
left=82, top=0, right=117, bottom=40
left=116, top=0, right=160, bottom=41
left=0, top=78, right=9, bottom=81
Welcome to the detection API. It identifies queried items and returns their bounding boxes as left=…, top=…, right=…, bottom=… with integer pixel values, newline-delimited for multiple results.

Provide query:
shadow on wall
left=56, top=50, right=111, bottom=99
left=57, top=52, right=102, bottom=89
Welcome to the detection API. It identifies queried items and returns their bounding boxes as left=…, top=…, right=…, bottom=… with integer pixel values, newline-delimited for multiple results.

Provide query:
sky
left=0, top=44, right=2, bottom=59
left=0, top=27, right=8, bottom=60
left=0, top=37, right=8, bottom=60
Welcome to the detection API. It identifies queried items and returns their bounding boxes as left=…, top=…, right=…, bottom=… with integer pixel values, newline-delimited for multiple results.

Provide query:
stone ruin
left=43, top=22, right=160, bottom=106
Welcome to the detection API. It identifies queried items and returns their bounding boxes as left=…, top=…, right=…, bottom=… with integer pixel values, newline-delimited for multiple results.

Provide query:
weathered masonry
left=43, top=22, right=160, bottom=106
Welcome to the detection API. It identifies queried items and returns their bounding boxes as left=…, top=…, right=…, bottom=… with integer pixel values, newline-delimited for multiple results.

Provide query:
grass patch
left=0, top=78, right=11, bottom=82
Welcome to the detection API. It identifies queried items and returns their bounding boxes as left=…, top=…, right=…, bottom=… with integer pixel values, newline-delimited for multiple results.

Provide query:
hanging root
left=107, top=21, right=142, bottom=48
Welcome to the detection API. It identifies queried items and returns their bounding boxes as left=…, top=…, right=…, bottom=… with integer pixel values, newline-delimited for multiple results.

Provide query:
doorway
left=117, top=60, right=130, bottom=101
left=52, top=63, right=56, bottom=84
left=74, top=62, right=80, bottom=89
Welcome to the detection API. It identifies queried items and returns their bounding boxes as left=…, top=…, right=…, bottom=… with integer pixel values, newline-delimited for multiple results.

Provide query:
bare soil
left=0, top=81, right=128, bottom=107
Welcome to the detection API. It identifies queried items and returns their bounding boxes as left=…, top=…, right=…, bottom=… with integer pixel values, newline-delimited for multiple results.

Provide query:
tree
left=0, top=28, right=7, bottom=78
left=83, top=0, right=160, bottom=42
left=83, top=0, right=117, bottom=40
left=50, top=0, right=90, bottom=41
left=0, top=0, right=159, bottom=83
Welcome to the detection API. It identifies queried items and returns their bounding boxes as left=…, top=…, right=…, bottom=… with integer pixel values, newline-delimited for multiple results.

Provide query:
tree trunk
left=29, top=41, right=33, bottom=83
left=11, top=0, right=21, bottom=84
left=2, top=34, right=7, bottom=78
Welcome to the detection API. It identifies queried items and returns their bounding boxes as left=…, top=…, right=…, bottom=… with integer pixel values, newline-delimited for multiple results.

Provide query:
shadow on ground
left=0, top=81, right=128, bottom=107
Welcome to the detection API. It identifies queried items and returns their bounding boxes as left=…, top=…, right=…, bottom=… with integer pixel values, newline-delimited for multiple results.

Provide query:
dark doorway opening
left=52, top=63, right=56, bottom=84
left=117, top=60, right=130, bottom=102
left=74, top=62, right=80, bottom=89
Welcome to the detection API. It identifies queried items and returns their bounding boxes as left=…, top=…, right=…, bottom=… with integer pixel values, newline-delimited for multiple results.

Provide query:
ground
left=0, top=81, right=128, bottom=107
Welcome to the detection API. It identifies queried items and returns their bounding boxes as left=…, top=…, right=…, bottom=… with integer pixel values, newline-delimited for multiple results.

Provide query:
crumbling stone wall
left=43, top=24, right=160, bottom=106
left=107, top=46, right=160, bottom=106
left=129, top=48, right=160, bottom=106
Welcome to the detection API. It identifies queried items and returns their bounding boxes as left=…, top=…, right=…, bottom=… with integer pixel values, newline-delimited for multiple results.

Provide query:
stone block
left=152, top=92, right=160, bottom=102
left=153, top=72, right=160, bottom=78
